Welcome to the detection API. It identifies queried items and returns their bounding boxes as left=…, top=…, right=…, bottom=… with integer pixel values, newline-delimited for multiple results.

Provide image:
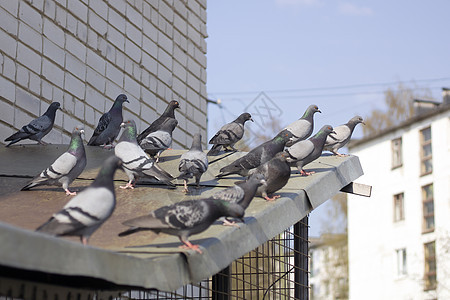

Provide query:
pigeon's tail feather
left=118, top=227, right=157, bottom=237
left=21, top=176, right=48, bottom=191
left=6, top=138, right=22, bottom=147
left=207, top=144, right=222, bottom=156
left=142, top=163, right=175, bottom=187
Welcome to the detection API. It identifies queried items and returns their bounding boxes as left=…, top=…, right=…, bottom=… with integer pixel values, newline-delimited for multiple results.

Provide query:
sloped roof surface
left=0, top=145, right=363, bottom=291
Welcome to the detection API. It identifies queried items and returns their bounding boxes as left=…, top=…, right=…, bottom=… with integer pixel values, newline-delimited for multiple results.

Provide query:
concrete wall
left=0, top=0, right=207, bottom=148
left=347, top=110, right=450, bottom=299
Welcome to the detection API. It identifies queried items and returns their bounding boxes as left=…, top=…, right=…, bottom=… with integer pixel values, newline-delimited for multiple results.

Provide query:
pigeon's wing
left=37, top=187, right=114, bottom=235
left=178, top=151, right=208, bottom=174
left=211, top=185, right=245, bottom=203
left=139, top=130, right=171, bottom=151
left=209, top=122, right=243, bottom=145
left=285, top=119, right=311, bottom=139
left=325, top=125, right=350, bottom=146
left=123, top=201, right=206, bottom=230
left=286, top=140, right=315, bottom=162
left=6, top=115, right=52, bottom=141
left=88, top=112, right=112, bottom=144
left=137, top=117, right=167, bottom=143
left=48, top=152, right=78, bottom=177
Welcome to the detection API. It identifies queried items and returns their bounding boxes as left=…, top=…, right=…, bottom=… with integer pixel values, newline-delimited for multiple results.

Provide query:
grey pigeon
left=284, top=104, right=321, bottom=147
left=21, top=125, right=87, bottom=195
left=88, top=94, right=129, bottom=147
left=118, top=198, right=245, bottom=253
left=249, top=152, right=291, bottom=201
left=324, top=116, right=365, bottom=156
left=177, top=133, right=208, bottom=193
left=216, top=130, right=293, bottom=178
left=5, top=102, right=60, bottom=147
left=285, top=125, right=335, bottom=176
left=114, top=120, right=175, bottom=189
left=137, top=100, right=180, bottom=144
left=139, top=118, right=178, bottom=162
left=208, top=112, right=253, bottom=156
left=211, top=173, right=266, bottom=226
left=36, top=155, right=122, bottom=245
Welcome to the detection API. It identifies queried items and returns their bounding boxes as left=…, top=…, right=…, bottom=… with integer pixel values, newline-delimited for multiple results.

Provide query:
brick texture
left=0, top=0, right=208, bottom=148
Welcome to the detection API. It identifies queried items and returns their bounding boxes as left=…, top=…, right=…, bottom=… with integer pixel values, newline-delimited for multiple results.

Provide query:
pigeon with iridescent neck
left=5, top=102, right=60, bottom=147
left=285, top=125, right=335, bottom=176
left=36, top=155, right=122, bottom=245
left=115, top=120, right=175, bottom=189
left=21, top=125, right=86, bottom=195
left=324, top=116, right=365, bottom=156
left=88, top=94, right=129, bottom=148
left=283, top=104, right=321, bottom=147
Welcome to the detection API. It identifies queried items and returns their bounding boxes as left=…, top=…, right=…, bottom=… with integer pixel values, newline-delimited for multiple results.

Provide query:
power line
left=209, top=85, right=445, bottom=101
left=208, top=77, right=450, bottom=96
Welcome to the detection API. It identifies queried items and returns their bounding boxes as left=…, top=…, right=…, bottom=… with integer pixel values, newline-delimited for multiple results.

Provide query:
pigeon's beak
left=318, top=109, right=322, bottom=113
left=361, top=121, right=366, bottom=125
left=80, top=129, right=85, bottom=135
left=120, top=122, right=126, bottom=128
left=331, top=130, right=336, bottom=135
left=239, top=217, right=245, bottom=224
left=250, top=117, right=254, bottom=122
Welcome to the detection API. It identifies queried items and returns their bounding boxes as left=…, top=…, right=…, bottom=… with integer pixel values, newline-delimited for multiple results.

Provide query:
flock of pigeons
left=4, top=96, right=364, bottom=253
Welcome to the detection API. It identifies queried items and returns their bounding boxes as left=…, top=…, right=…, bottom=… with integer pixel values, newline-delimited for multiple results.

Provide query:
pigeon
left=21, top=125, right=87, bottom=196
left=5, top=102, right=60, bottom=147
left=87, top=94, right=129, bottom=148
left=285, top=125, right=335, bottom=176
left=207, top=112, right=253, bottom=156
left=118, top=198, right=245, bottom=253
left=36, top=155, right=123, bottom=245
left=216, top=129, right=293, bottom=178
left=324, top=116, right=365, bottom=156
left=114, top=120, right=175, bottom=189
left=137, top=100, right=180, bottom=144
left=284, top=104, right=321, bottom=147
left=177, top=133, right=208, bottom=193
left=248, top=152, right=291, bottom=201
left=211, top=173, right=266, bottom=226
left=139, top=118, right=178, bottom=162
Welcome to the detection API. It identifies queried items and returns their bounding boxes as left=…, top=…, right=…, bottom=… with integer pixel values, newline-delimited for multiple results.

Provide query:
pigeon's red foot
left=300, top=169, right=315, bottom=176
left=222, top=219, right=239, bottom=227
left=180, top=241, right=202, bottom=254
left=120, top=182, right=135, bottom=189
left=65, top=189, right=77, bottom=196
left=264, top=194, right=281, bottom=201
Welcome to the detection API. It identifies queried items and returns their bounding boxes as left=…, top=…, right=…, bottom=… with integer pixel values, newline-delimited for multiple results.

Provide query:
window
left=424, top=241, right=437, bottom=290
left=420, top=127, right=432, bottom=175
left=391, top=137, right=403, bottom=168
left=393, top=193, right=405, bottom=222
left=396, top=248, right=407, bottom=276
left=422, top=184, right=434, bottom=233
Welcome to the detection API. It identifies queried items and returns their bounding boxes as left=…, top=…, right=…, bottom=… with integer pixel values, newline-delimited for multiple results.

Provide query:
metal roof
left=0, top=145, right=363, bottom=292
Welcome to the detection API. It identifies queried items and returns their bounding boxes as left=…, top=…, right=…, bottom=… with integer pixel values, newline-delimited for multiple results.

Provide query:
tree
left=363, top=83, right=432, bottom=137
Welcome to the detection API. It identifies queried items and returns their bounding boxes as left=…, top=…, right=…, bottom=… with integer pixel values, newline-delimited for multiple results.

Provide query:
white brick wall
left=0, top=0, right=208, bottom=148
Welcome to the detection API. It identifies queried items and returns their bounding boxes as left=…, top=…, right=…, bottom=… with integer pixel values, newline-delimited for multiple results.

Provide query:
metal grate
left=120, top=216, right=310, bottom=300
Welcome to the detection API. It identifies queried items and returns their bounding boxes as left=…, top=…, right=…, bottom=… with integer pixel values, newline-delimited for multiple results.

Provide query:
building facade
left=347, top=100, right=450, bottom=299
left=309, top=234, right=348, bottom=300
left=0, top=0, right=207, bottom=148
